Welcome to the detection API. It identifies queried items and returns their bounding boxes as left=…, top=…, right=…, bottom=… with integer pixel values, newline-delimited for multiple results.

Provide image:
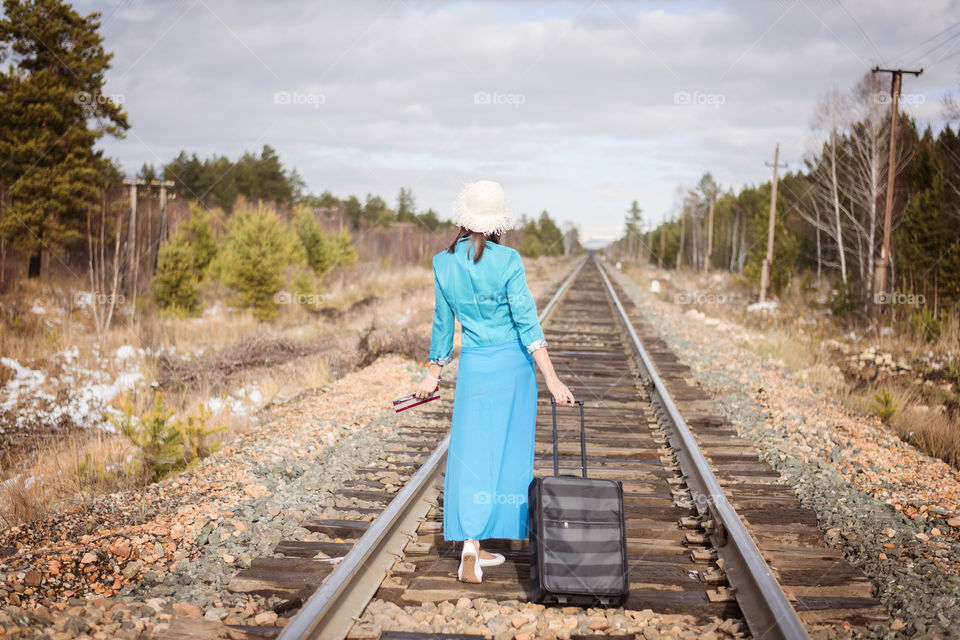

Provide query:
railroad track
left=163, top=254, right=888, bottom=640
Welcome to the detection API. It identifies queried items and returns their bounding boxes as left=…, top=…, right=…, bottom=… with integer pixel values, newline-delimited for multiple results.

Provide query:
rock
left=65, top=616, right=91, bottom=635
left=24, top=571, right=41, bottom=587
left=204, top=607, right=228, bottom=621
left=254, top=611, right=279, bottom=626
left=587, top=617, right=609, bottom=630
left=915, top=532, right=929, bottom=542
left=80, top=552, right=98, bottom=564
left=882, top=527, right=897, bottom=538
left=947, top=517, right=960, bottom=529
left=121, top=561, right=141, bottom=579
left=890, top=618, right=906, bottom=630
left=455, top=597, right=472, bottom=609
left=172, top=602, right=202, bottom=618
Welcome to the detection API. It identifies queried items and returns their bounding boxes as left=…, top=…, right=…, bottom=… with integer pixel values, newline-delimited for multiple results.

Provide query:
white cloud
left=78, top=0, right=960, bottom=243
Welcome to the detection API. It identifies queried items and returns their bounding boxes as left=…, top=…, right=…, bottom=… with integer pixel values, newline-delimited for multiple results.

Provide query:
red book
left=393, top=391, right=440, bottom=412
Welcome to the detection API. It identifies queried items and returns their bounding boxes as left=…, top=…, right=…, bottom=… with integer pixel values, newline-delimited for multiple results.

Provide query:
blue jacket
left=428, top=237, right=547, bottom=365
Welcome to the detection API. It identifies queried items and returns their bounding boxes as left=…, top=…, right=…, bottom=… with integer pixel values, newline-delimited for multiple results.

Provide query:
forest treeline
left=0, top=0, right=577, bottom=322
left=614, top=73, right=960, bottom=331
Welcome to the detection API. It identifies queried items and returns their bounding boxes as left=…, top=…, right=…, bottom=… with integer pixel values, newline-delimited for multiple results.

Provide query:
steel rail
left=278, top=253, right=587, bottom=640
left=594, top=255, right=809, bottom=640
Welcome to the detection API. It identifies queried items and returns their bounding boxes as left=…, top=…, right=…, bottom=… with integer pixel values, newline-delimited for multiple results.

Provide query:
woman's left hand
left=414, top=375, right=439, bottom=399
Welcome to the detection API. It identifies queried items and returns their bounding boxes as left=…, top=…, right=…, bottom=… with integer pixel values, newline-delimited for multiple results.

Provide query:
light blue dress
left=429, top=237, right=547, bottom=541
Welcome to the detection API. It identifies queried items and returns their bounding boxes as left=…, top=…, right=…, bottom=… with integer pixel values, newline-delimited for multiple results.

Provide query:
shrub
left=330, top=229, right=358, bottom=267
left=871, top=388, right=897, bottom=422
left=112, top=393, right=222, bottom=482
left=153, top=235, right=200, bottom=314
left=296, top=207, right=357, bottom=274
left=178, top=404, right=223, bottom=464
left=213, top=204, right=303, bottom=320
left=910, top=307, right=942, bottom=342
left=827, top=281, right=857, bottom=319
left=113, top=393, right=184, bottom=482
left=184, top=204, right=218, bottom=278
left=296, top=208, right=336, bottom=274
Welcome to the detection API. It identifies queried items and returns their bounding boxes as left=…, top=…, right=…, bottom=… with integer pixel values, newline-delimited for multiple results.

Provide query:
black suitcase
left=527, top=398, right=630, bottom=606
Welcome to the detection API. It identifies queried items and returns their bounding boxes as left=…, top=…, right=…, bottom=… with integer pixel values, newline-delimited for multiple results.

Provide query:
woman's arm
left=532, top=347, right=575, bottom=404
left=416, top=260, right=454, bottom=399
left=414, top=362, right=443, bottom=399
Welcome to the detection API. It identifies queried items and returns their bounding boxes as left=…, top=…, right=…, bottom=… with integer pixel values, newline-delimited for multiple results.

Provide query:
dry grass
left=619, top=262, right=960, bottom=471
left=0, top=431, right=136, bottom=528
left=839, top=382, right=960, bottom=469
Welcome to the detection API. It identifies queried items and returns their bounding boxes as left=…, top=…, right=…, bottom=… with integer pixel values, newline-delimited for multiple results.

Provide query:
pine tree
left=536, top=211, right=564, bottom=256
left=213, top=204, right=303, bottom=319
left=330, top=229, right=358, bottom=267
left=0, top=0, right=128, bottom=276
left=396, top=187, right=416, bottom=223
left=296, top=207, right=335, bottom=274
left=624, top=201, right=643, bottom=260
left=183, top=205, right=217, bottom=278
left=153, top=235, right=200, bottom=314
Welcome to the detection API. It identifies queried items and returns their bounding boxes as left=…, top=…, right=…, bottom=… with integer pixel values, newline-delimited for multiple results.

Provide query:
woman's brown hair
left=446, top=226, right=500, bottom=263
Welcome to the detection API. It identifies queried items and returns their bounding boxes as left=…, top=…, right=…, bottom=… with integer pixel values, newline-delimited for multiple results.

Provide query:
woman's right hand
left=414, top=375, right=439, bottom=399
left=546, top=375, right=575, bottom=405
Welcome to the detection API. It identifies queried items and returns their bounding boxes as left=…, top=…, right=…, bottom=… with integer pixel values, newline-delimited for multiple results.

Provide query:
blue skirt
left=443, top=337, right=538, bottom=541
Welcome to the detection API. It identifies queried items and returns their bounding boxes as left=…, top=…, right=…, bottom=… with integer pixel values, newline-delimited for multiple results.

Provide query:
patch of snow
left=747, top=300, right=779, bottom=312
left=57, top=346, right=80, bottom=363
left=649, top=280, right=661, bottom=293
left=114, top=345, right=137, bottom=360
left=1, top=354, right=145, bottom=432
left=30, top=301, right=46, bottom=314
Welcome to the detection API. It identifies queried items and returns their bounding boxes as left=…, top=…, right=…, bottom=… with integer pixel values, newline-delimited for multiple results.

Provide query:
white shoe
left=478, top=551, right=505, bottom=567
left=457, top=540, right=482, bottom=583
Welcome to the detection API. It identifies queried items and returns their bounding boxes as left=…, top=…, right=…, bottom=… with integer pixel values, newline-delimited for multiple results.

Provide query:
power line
left=912, top=29, right=960, bottom=68
left=888, top=19, right=960, bottom=64
left=932, top=46, right=960, bottom=68
left=835, top=0, right=883, bottom=62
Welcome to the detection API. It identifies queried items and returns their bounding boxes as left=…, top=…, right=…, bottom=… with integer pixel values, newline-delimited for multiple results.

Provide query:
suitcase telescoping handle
left=550, top=397, right=587, bottom=478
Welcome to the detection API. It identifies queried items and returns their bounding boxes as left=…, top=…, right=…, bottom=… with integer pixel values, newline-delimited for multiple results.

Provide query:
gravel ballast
left=607, top=264, right=960, bottom=640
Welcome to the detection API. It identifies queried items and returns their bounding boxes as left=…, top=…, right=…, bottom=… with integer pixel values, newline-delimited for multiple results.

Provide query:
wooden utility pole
left=675, top=199, right=687, bottom=270
left=123, top=178, right=174, bottom=314
left=123, top=179, right=143, bottom=305
left=659, top=223, right=665, bottom=269
left=759, top=143, right=787, bottom=303
left=704, top=188, right=715, bottom=273
left=871, top=66, right=922, bottom=315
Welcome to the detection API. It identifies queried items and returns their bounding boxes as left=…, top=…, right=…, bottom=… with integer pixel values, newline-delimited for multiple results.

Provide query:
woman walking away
left=413, top=180, right=575, bottom=584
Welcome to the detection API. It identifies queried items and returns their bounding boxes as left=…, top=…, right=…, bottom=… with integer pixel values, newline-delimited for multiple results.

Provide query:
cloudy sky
left=77, top=0, right=960, bottom=245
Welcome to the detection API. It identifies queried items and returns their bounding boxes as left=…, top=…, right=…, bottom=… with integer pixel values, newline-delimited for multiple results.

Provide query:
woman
left=413, top=180, right=574, bottom=584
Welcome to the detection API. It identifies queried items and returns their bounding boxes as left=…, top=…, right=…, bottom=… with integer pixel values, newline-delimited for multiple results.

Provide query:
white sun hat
left=452, top=180, right=515, bottom=235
